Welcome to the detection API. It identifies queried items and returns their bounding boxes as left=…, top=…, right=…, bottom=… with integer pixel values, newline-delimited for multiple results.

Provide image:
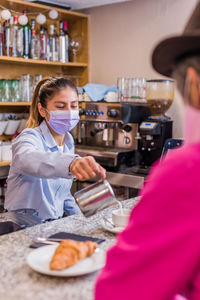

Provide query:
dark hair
left=173, top=54, right=200, bottom=96
left=26, top=76, right=78, bottom=128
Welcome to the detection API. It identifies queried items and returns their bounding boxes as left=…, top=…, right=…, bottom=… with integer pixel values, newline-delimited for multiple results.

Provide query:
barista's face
left=184, top=67, right=200, bottom=110
left=38, top=87, right=79, bottom=121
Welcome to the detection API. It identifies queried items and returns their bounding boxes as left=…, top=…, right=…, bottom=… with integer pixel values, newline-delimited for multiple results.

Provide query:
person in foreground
left=95, top=3, right=200, bottom=300
left=5, top=77, right=106, bottom=220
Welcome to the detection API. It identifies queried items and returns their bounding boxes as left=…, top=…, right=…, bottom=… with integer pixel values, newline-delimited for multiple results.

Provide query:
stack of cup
left=0, top=79, right=21, bottom=102
left=117, top=77, right=146, bottom=102
left=1, top=141, right=12, bottom=161
left=21, top=74, right=33, bottom=102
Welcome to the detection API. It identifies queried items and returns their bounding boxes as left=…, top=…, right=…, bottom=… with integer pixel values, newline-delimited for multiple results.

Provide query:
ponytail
left=26, top=77, right=50, bottom=128
left=26, top=76, right=77, bottom=128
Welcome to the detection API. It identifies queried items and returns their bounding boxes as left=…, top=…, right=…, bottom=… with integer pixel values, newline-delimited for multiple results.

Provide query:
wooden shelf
left=2, top=0, right=88, bottom=19
left=0, top=102, right=31, bottom=106
left=0, top=56, right=88, bottom=67
left=0, top=0, right=90, bottom=86
left=0, top=161, right=11, bottom=167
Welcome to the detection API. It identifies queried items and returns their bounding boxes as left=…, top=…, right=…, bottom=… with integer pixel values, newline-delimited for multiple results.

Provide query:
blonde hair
left=26, top=76, right=78, bottom=128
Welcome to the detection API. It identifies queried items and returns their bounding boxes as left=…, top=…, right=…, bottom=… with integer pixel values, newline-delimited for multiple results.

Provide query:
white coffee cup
left=112, top=209, right=131, bottom=227
left=4, top=120, right=20, bottom=135
left=2, top=142, right=12, bottom=161
left=0, top=120, right=8, bottom=135
left=17, top=119, right=27, bottom=133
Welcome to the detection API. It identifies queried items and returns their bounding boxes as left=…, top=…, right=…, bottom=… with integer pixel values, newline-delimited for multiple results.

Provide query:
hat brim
left=152, top=35, right=200, bottom=77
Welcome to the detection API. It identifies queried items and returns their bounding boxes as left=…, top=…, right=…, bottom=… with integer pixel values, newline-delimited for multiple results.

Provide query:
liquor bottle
left=22, top=11, right=31, bottom=59
left=31, top=18, right=36, bottom=32
left=40, top=26, right=47, bottom=60
left=63, top=20, right=69, bottom=62
left=12, top=16, right=19, bottom=57
left=30, top=19, right=40, bottom=59
left=46, top=27, right=50, bottom=61
left=17, top=19, right=23, bottom=57
left=55, top=27, right=59, bottom=62
left=59, top=20, right=66, bottom=63
left=0, top=22, right=4, bottom=56
left=4, top=17, right=13, bottom=57
left=49, top=24, right=58, bottom=62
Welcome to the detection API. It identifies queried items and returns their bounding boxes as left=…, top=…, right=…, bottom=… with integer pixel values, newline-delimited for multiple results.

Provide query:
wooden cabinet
left=1, top=0, right=90, bottom=85
left=0, top=0, right=90, bottom=167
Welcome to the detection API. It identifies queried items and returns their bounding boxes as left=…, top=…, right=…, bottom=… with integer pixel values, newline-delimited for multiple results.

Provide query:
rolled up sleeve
left=12, top=130, right=78, bottom=179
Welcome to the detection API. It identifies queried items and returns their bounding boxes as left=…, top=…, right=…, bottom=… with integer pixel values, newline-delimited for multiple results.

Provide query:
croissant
left=50, top=239, right=98, bottom=271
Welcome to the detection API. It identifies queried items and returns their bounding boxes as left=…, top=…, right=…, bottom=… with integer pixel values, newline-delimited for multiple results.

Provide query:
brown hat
left=152, top=3, right=200, bottom=77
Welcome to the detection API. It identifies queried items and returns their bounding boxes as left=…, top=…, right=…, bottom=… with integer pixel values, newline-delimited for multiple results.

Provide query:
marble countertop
left=0, top=197, right=140, bottom=300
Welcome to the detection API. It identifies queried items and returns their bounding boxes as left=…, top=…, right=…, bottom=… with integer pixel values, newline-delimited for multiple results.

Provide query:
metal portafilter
left=102, top=124, right=115, bottom=146
left=76, top=122, right=86, bottom=143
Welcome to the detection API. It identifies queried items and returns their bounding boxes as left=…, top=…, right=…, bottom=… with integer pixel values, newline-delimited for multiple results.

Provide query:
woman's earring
left=184, top=75, right=200, bottom=109
left=184, top=75, right=192, bottom=105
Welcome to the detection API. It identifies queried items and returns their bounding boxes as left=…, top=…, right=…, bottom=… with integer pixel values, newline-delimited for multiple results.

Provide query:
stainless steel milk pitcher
left=74, top=179, right=116, bottom=217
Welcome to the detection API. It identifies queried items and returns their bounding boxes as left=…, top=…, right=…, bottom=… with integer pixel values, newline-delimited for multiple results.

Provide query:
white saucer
left=101, top=218, right=125, bottom=234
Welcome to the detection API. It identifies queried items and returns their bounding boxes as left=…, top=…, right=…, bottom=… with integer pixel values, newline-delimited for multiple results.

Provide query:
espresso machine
left=73, top=78, right=174, bottom=176
left=73, top=102, right=152, bottom=171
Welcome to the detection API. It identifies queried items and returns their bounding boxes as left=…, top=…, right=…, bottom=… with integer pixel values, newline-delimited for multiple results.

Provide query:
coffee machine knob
left=123, top=125, right=132, bottom=132
left=79, top=108, right=86, bottom=116
left=107, top=109, right=119, bottom=118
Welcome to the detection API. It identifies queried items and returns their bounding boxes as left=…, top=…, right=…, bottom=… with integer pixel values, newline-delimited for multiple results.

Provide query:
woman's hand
left=70, top=156, right=106, bottom=181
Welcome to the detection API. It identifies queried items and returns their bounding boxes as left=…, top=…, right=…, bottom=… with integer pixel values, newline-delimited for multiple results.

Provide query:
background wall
left=84, top=0, right=198, bottom=138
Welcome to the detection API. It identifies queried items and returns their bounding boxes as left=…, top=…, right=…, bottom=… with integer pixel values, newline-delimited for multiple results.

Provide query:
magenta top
left=95, top=142, right=200, bottom=300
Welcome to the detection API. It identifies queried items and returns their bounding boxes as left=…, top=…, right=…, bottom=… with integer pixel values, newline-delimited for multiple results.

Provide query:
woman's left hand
left=70, top=156, right=106, bottom=181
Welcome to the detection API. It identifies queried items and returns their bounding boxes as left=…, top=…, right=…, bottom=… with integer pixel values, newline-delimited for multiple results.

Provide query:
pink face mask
left=184, top=104, right=200, bottom=145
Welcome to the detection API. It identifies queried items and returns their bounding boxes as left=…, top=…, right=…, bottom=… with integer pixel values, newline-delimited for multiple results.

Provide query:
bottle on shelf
left=46, top=27, right=50, bottom=61
left=63, top=20, right=69, bottom=62
left=12, top=16, right=19, bottom=57
left=17, top=18, right=23, bottom=57
left=49, top=24, right=58, bottom=62
left=55, top=26, right=60, bottom=61
left=40, top=25, right=47, bottom=60
left=4, top=17, right=13, bottom=57
left=22, top=11, right=31, bottom=59
left=49, top=24, right=56, bottom=61
left=0, top=22, right=4, bottom=56
left=59, top=20, right=66, bottom=63
left=31, top=19, right=40, bottom=60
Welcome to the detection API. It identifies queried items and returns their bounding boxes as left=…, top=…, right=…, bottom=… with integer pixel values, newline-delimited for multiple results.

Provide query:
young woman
left=4, top=77, right=106, bottom=220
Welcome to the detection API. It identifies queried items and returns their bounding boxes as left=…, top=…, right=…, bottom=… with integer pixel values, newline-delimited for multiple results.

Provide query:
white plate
left=27, top=244, right=106, bottom=277
left=101, top=218, right=125, bottom=234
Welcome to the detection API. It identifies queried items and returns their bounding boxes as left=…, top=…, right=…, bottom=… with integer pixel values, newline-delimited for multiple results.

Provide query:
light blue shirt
left=5, top=120, right=81, bottom=220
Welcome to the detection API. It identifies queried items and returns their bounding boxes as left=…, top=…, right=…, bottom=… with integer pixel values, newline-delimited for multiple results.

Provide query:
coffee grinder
left=137, top=79, right=174, bottom=173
